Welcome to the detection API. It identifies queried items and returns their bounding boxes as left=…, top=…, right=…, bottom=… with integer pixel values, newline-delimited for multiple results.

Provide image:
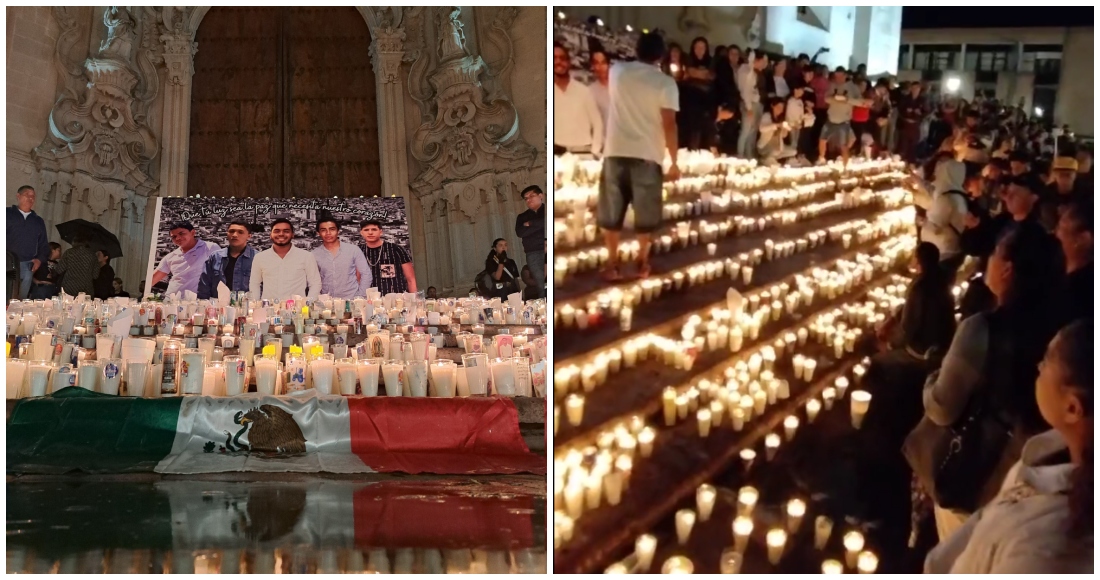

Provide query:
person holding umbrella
left=53, top=236, right=100, bottom=297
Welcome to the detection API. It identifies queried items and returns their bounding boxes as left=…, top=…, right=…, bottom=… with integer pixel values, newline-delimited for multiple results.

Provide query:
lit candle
left=737, top=486, right=759, bottom=517
left=792, top=354, right=805, bottom=380
left=605, top=563, right=628, bottom=574
left=663, top=387, right=677, bottom=426
left=783, top=415, right=799, bottom=440
left=765, top=433, right=781, bottom=461
left=731, top=406, right=745, bottom=431
left=696, top=484, right=717, bottom=522
left=835, top=376, right=850, bottom=399
left=564, top=478, right=584, bottom=519
left=814, top=515, right=833, bottom=549
left=661, top=556, right=693, bottom=575
left=850, top=390, right=872, bottom=429
left=604, top=470, right=624, bottom=506
left=803, top=358, right=817, bottom=381
left=696, top=408, right=712, bottom=438
left=675, top=509, right=696, bottom=545
left=822, top=387, right=837, bottom=410
left=635, top=534, right=657, bottom=572
left=843, top=531, right=865, bottom=568
left=585, top=472, right=602, bottom=510
left=857, top=551, right=878, bottom=574
left=786, top=499, right=806, bottom=532
left=565, top=394, right=585, bottom=426
left=559, top=304, right=575, bottom=327
left=638, top=427, right=656, bottom=458
left=740, top=448, right=756, bottom=470
left=766, top=528, right=787, bottom=565
left=732, top=516, right=754, bottom=553
left=821, top=559, right=844, bottom=574
left=853, top=363, right=866, bottom=385
left=806, top=398, right=821, bottom=423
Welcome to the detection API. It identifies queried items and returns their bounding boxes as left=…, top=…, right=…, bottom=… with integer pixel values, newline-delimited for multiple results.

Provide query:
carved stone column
left=369, top=26, right=422, bottom=284
left=158, top=32, right=197, bottom=198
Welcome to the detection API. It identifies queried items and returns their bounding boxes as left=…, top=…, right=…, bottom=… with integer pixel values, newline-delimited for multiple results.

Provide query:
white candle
left=635, top=534, right=657, bottom=572
left=565, top=394, right=585, bottom=426
left=765, top=433, right=781, bottom=461
left=783, top=415, right=799, bottom=440
left=638, top=427, right=656, bottom=458
left=732, top=515, right=753, bottom=553
left=737, top=486, right=759, bottom=517
left=814, top=515, right=834, bottom=550
left=850, top=390, right=872, bottom=429
left=310, top=356, right=335, bottom=395
left=254, top=357, right=278, bottom=395
left=731, top=407, right=745, bottom=431
left=675, top=508, right=696, bottom=545
left=585, top=473, right=602, bottom=510
left=604, top=470, right=624, bottom=506
left=696, top=484, right=716, bottom=522
left=696, top=408, right=712, bottom=437
left=564, top=479, right=584, bottom=519
left=7, top=360, right=28, bottom=399
left=766, top=528, right=787, bottom=565
left=836, top=376, right=850, bottom=399
left=792, top=354, right=805, bottom=380
left=740, top=448, right=756, bottom=470
left=806, top=398, right=821, bottom=422
left=786, top=499, right=806, bottom=532
left=661, top=555, right=693, bottom=574
left=821, top=559, right=844, bottom=574
left=822, top=387, right=837, bottom=410
left=26, top=361, right=53, bottom=397
left=857, top=551, right=878, bottom=574
left=843, top=531, right=865, bottom=568
left=803, top=358, right=817, bottom=381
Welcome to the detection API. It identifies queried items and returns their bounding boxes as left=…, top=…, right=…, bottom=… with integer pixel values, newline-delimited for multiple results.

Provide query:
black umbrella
left=55, top=219, right=124, bottom=259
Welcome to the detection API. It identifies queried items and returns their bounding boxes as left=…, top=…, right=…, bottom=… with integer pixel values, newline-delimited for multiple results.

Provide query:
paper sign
left=217, top=282, right=231, bottom=307
left=108, top=309, right=134, bottom=338
left=115, top=297, right=130, bottom=308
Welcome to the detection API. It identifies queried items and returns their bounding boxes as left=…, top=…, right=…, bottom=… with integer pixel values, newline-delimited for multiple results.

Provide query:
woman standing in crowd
left=714, top=45, right=743, bottom=155
left=925, top=320, right=1093, bottom=573
left=920, top=225, right=1065, bottom=540
left=679, top=37, right=716, bottom=150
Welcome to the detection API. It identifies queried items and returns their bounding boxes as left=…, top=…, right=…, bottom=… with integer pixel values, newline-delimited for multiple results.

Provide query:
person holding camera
left=481, top=238, right=520, bottom=299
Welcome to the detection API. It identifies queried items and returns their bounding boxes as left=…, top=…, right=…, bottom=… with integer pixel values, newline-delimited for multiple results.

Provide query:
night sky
left=902, top=6, right=1094, bottom=29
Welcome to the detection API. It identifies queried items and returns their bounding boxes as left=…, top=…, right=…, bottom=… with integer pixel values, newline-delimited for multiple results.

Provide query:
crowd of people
left=556, top=27, right=1093, bottom=573
left=554, top=30, right=1090, bottom=173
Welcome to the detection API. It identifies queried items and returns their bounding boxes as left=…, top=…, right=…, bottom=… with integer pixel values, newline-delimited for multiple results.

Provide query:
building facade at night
left=896, top=26, right=1094, bottom=133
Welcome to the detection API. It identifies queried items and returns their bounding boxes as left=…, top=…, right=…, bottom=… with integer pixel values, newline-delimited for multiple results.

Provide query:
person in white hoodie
left=918, top=158, right=970, bottom=276
left=925, top=319, right=1094, bottom=574
left=756, top=98, right=791, bottom=165
left=785, top=85, right=813, bottom=162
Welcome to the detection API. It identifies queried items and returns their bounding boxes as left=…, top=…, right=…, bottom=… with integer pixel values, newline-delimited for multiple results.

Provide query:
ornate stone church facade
left=6, top=6, right=547, bottom=295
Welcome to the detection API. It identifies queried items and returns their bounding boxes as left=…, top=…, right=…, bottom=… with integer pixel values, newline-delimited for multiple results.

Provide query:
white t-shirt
left=553, top=79, right=604, bottom=156
left=157, top=239, right=219, bottom=297
left=249, top=246, right=322, bottom=300
left=604, top=61, right=679, bottom=165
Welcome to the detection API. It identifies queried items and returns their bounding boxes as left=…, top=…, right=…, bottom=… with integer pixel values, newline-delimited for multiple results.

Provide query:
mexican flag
left=7, top=387, right=544, bottom=476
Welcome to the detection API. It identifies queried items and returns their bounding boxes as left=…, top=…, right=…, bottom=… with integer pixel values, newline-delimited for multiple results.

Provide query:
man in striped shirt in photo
left=358, top=220, right=416, bottom=295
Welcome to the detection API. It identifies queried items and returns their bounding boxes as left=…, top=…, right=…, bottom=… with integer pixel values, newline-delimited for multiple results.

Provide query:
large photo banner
left=145, top=196, right=410, bottom=296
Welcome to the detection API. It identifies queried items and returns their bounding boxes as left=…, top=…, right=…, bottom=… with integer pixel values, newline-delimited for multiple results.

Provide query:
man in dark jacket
left=514, top=185, right=546, bottom=297
left=7, top=185, right=50, bottom=299
left=896, top=82, right=925, bottom=162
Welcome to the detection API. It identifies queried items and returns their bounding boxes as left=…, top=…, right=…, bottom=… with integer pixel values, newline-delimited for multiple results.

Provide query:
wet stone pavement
left=7, top=474, right=546, bottom=573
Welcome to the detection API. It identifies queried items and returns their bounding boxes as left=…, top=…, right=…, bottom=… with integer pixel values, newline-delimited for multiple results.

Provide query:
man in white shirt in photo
left=553, top=41, right=603, bottom=157
left=249, top=218, right=322, bottom=300
left=597, top=32, right=680, bottom=281
left=149, top=221, right=219, bottom=298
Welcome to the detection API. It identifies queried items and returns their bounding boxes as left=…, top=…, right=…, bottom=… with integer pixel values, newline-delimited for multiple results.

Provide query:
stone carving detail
left=52, top=7, right=87, bottom=92
left=161, top=31, right=198, bottom=86
left=478, top=7, right=519, bottom=101
left=370, top=27, right=406, bottom=84
left=408, top=7, right=537, bottom=199
left=34, top=6, right=161, bottom=196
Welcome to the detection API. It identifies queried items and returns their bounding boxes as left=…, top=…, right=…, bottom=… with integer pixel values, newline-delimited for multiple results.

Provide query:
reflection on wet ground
left=7, top=477, right=546, bottom=573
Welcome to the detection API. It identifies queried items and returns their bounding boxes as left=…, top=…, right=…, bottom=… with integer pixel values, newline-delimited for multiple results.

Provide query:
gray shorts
left=598, top=156, right=663, bottom=233
left=821, top=121, right=854, bottom=145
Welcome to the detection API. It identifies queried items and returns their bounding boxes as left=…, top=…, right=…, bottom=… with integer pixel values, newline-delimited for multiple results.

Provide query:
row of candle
left=553, top=183, right=909, bottom=284
left=551, top=276, right=900, bottom=526
left=555, top=268, right=973, bottom=555
left=552, top=235, right=918, bottom=405
left=554, top=204, right=915, bottom=329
